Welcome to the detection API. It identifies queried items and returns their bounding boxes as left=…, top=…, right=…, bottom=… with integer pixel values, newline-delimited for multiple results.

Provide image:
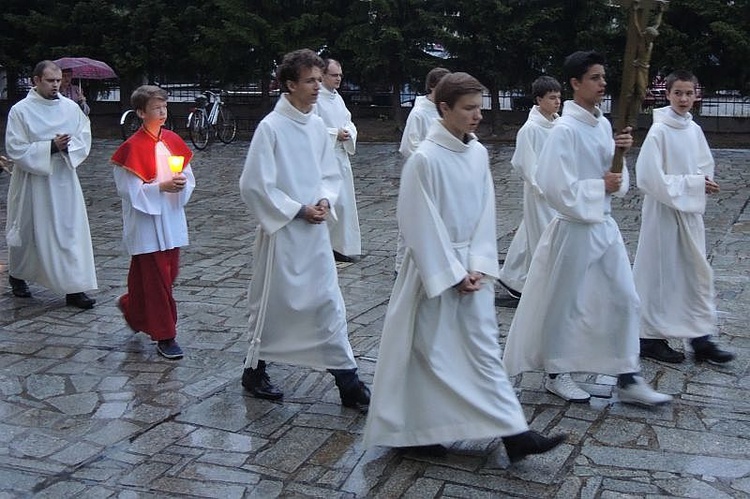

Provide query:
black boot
left=329, top=369, right=370, bottom=409
left=502, top=430, right=566, bottom=463
left=640, top=338, right=685, bottom=363
left=242, top=360, right=283, bottom=400
left=66, top=292, right=96, bottom=309
left=9, top=275, right=31, bottom=298
left=691, top=336, right=735, bottom=364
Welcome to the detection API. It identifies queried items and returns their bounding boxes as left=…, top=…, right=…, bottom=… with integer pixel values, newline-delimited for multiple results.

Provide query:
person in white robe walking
left=5, top=60, right=97, bottom=309
left=633, top=70, right=734, bottom=365
left=394, top=67, right=450, bottom=274
left=315, top=58, right=361, bottom=262
left=503, top=51, right=673, bottom=407
left=239, top=49, right=370, bottom=409
left=498, top=76, right=561, bottom=299
left=365, top=72, right=566, bottom=462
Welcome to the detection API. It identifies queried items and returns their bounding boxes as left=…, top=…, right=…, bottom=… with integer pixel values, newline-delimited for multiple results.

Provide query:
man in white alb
left=315, top=58, right=361, bottom=262
left=5, top=60, right=97, bottom=309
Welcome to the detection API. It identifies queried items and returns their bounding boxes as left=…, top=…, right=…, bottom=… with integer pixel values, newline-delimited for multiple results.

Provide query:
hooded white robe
left=498, top=106, right=558, bottom=292
left=316, top=85, right=361, bottom=256
left=633, top=106, right=717, bottom=339
left=395, top=95, right=441, bottom=273
left=5, top=88, right=96, bottom=295
left=503, top=101, right=641, bottom=376
left=364, top=121, right=528, bottom=448
left=240, top=94, right=357, bottom=371
left=399, top=95, right=440, bottom=158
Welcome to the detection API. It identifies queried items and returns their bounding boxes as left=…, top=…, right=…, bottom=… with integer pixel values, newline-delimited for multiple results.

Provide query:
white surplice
left=240, top=94, right=357, bottom=371
left=316, top=85, right=361, bottom=256
left=113, top=142, right=195, bottom=256
left=5, top=88, right=97, bottom=295
left=633, top=107, right=717, bottom=339
left=395, top=95, right=441, bottom=273
left=503, top=101, right=641, bottom=376
left=364, top=121, right=528, bottom=448
left=398, top=95, right=440, bottom=158
left=498, top=106, right=558, bottom=292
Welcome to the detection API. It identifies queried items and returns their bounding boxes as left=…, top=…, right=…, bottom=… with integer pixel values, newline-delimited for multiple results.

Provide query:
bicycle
left=119, top=109, right=174, bottom=141
left=187, top=90, right=238, bottom=150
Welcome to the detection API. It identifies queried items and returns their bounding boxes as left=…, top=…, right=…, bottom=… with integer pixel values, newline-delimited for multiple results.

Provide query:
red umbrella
left=53, top=57, right=117, bottom=79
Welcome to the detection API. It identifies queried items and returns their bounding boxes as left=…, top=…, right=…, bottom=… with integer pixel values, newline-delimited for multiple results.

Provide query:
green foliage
left=0, top=0, right=747, bottom=106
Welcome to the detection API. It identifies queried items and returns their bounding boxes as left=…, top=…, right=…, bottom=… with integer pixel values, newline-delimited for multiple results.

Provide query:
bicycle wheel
left=188, top=109, right=210, bottom=150
left=120, top=110, right=141, bottom=141
left=163, top=115, right=175, bottom=132
left=216, top=106, right=238, bottom=144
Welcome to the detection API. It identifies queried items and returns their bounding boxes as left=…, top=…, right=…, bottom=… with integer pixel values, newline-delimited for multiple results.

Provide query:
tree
left=337, top=0, right=443, bottom=121
left=654, top=0, right=750, bottom=93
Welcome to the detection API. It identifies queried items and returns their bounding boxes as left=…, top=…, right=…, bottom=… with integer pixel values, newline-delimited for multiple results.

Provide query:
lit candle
left=168, top=155, right=184, bottom=174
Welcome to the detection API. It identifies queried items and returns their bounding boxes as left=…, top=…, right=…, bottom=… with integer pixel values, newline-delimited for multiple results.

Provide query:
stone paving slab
left=0, top=138, right=747, bottom=497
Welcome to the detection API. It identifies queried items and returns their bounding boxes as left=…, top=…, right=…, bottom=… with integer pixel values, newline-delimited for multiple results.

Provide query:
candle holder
left=168, top=155, right=184, bottom=174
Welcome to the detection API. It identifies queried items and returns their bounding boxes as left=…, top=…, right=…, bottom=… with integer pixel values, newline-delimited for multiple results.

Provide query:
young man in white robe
left=239, top=49, right=370, bottom=409
left=5, top=60, right=97, bottom=309
left=502, top=51, right=673, bottom=406
left=315, top=58, right=361, bottom=262
left=498, top=76, right=561, bottom=299
left=633, top=70, right=734, bottom=365
left=394, top=66, right=450, bottom=274
left=365, top=72, right=566, bottom=462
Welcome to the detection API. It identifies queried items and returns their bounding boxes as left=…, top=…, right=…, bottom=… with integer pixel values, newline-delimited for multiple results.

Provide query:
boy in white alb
left=365, top=72, right=565, bottom=462
left=239, top=49, right=370, bottom=409
left=633, top=70, right=734, bottom=365
left=111, top=85, right=195, bottom=360
left=503, top=51, right=672, bottom=407
left=498, top=76, right=561, bottom=298
left=395, top=67, right=450, bottom=273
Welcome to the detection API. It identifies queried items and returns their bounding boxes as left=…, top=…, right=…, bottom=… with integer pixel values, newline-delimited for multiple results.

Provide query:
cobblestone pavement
left=0, top=138, right=748, bottom=498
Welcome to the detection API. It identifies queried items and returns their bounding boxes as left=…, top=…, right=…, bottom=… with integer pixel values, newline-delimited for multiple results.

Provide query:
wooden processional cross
left=611, top=0, right=669, bottom=173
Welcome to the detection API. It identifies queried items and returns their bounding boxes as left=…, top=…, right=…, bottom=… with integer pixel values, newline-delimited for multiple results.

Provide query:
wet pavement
left=0, top=138, right=748, bottom=498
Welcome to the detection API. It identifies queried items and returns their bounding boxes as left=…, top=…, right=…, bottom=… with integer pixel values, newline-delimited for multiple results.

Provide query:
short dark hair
left=32, top=60, right=60, bottom=79
left=277, top=49, right=326, bottom=92
left=563, top=51, right=606, bottom=86
left=433, top=72, right=484, bottom=117
left=531, top=75, right=561, bottom=100
left=131, top=85, right=168, bottom=111
left=425, top=67, right=451, bottom=93
left=665, top=70, right=699, bottom=92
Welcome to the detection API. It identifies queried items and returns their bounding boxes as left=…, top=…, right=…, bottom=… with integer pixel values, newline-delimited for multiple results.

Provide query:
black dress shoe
left=9, top=276, right=31, bottom=298
left=333, top=250, right=357, bottom=263
left=242, top=364, right=283, bottom=400
left=66, top=292, right=96, bottom=309
left=502, top=430, right=566, bottom=463
left=498, top=279, right=522, bottom=299
left=691, top=337, right=735, bottom=364
left=340, top=380, right=370, bottom=409
left=640, top=339, right=685, bottom=363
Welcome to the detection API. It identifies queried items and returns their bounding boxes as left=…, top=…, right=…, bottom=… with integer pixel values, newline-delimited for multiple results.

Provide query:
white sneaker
left=617, top=376, right=673, bottom=406
left=545, top=373, right=590, bottom=402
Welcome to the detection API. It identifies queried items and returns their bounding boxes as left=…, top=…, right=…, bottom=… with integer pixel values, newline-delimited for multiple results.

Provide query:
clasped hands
left=298, top=199, right=330, bottom=224
left=454, top=271, right=485, bottom=294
